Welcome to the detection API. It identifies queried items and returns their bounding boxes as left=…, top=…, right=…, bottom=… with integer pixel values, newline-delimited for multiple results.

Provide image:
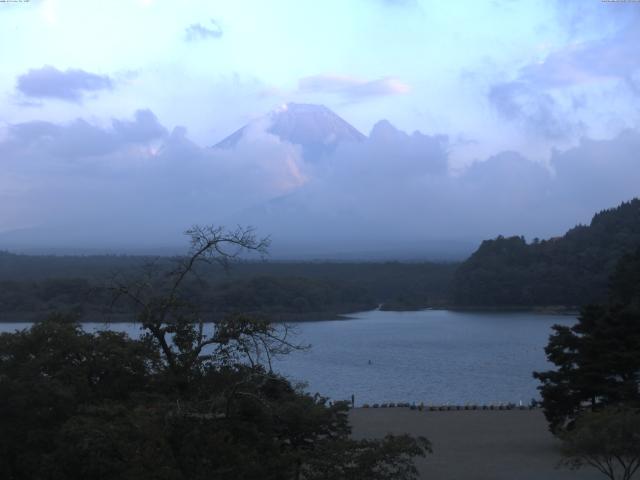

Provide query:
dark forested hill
left=452, top=198, right=640, bottom=307
left=0, top=253, right=457, bottom=321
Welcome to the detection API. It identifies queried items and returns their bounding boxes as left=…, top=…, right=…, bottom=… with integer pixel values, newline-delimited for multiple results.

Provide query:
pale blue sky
left=2, top=0, right=638, bottom=165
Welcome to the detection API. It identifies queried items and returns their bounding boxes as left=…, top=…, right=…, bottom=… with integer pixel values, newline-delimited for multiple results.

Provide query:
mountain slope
left=452, top=198, right=640, bottom=306
left=214, top=103, right=365, bottom=161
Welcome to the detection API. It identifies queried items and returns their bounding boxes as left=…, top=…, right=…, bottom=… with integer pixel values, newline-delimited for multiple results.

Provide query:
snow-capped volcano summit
left=214, top=103, right=366, bottom=161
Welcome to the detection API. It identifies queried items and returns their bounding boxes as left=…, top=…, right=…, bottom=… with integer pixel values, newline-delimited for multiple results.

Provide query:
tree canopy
left=0, top=252, right=455, bottom=322
left=560, top=406, right=640, bottom=480
left=0, top=226, right=431, bottom=480
left=453, top=198, right=640, bottom=307
left=534, top=247, right=640, bottom=433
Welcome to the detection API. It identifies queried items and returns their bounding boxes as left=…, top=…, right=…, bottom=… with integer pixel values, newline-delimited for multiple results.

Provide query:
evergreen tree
left=534, top=247, right=640, bottom=433
left=454, top=198, right=640, bottom=307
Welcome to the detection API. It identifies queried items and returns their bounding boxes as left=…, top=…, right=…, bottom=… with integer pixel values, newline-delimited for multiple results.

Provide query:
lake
left=0, top=309, right=575, bottom=406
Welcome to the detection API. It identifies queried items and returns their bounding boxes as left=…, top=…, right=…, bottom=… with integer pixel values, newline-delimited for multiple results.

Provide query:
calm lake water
left=0, top=309, right=575, bottom=406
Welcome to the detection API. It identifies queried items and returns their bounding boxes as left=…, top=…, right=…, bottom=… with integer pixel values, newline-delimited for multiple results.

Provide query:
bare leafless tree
left=110, top=225, right=302, bottom=374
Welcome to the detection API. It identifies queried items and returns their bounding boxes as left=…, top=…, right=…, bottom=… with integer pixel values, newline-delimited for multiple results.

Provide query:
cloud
left=488, top=81, right=581, bottom=139
left=486, top=8, right=640, bottom=141
left=520, top=26, right=640, bottom=90
left=553, top=0, right=640, bottom=40
left=16, top=65, right=113, bottom=102
left=0, top=110, right=306, bottom=248
left=184, top=19, right=223, bottom=41
left=1, top=109, right=638, bottom=257
left=237, top=125, right=551, bottom=252
left=112, top=109, right=169, bottom=143
left=374, top=0, right=418, bottom=7
left=1, top=109, right=167, bottom=160
left=551, top=129, right=640, bottom=213
left=333, top=119, right=448, bottom=177
left=231, top=119, right=640, bottom=257
left=5, top=119, right=118, bottom=160
left=298, top=74, right=410, bottom=101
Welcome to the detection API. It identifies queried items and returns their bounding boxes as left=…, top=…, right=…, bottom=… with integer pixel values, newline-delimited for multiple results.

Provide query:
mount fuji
left=214, top=103, right=366, bottom=162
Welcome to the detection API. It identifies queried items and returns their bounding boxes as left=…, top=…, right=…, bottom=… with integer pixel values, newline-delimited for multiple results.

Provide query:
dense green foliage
left=534, top=247, right=640, bottom=433
left=0, top=274, right=376, bottom=322
left=0, top=253, right=456, bottom=321
left=0, top=226, right=431, bottom=479
left=453, top=199, right=640, bottom=306
left=0, top=316, right=430, bottom=480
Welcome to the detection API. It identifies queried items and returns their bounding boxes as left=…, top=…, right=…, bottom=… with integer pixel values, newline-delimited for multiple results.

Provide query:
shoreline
left=380, top=304, right=580, bottom=316
left=0, top=310, right=361, bottom=324
left=0, top=305, right=580, bottom=324
left=355, top=403, right=540, bottom=411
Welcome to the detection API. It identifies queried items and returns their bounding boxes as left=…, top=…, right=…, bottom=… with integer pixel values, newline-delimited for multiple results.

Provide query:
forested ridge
left=0, top=253, right=456, bottom=321
left=1, top=198, right=639, bottom=319
left=453, top=198, right=640, bottom=307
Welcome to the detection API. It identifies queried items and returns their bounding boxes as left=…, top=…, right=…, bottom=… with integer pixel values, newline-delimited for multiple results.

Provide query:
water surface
left=273, top=309, right=574, bottom=405
left=0, top=309, right=575, bottom=405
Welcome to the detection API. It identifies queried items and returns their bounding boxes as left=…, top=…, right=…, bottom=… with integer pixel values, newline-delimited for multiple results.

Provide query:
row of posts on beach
left=342, top=394, right=540, bottom=411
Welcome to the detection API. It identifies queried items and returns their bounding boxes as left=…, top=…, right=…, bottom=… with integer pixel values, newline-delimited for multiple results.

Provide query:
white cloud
left=1, top=107, right=639, bottom=257
left=487, top=81, right=583, bottom=140
left=232, top=120, right=640, bottom=257
left=520, top=26, right=640, bottom=90
left=184, top=19, right=223, bottom=42
left=298, top=74, right=411, bottom=101
left=0, top=110, right=307, bottom=247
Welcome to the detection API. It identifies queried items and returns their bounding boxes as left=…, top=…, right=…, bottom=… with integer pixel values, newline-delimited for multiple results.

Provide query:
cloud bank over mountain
left=0, top=104, right=638, bottom=258
left=0, top=109, right=306, bottom=250
left=236, top=123, right=640, bottom=258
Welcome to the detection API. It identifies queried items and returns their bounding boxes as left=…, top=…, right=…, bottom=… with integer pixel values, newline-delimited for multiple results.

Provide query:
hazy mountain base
left=2, top=198, right=638, bottom=321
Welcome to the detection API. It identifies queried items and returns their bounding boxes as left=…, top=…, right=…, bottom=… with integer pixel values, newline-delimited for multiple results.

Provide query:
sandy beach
left=349, top=408, right=602, bottom=480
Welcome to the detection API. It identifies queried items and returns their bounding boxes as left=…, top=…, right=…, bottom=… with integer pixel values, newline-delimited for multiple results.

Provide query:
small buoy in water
left=368, top=360, right=372, bottom=365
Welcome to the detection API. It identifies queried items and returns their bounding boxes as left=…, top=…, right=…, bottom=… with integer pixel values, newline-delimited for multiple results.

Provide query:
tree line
left=453, top=198, right=640, bottom=307
left=1, top=198, right=639, bottom=319
left=0, top=252, right=456, bottom=321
